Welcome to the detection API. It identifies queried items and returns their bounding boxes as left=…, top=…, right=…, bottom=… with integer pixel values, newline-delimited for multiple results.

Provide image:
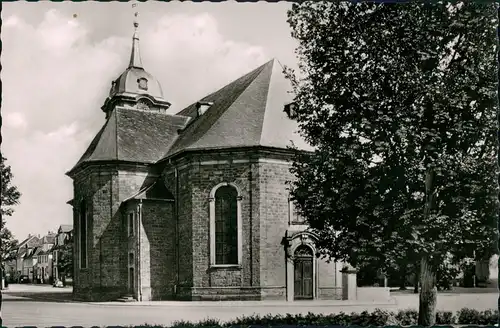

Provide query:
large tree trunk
left=418, top=168, right=437, bottom=325
left=418, top=257, right=437, bottom=326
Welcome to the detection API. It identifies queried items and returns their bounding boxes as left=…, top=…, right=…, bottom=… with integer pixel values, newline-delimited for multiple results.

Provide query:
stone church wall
left=190, top=159, right=260, bottom=300
left=73, top=166, right=152, bottom=301
left=139, top=200, right=176, bottom=300
left=257, top=160, right=294, bottom=300
left=164, top=154, right=302, bottom=301
left=73, top=168, right=124, bottom=301
left=163, top=164, right=194, bottom=299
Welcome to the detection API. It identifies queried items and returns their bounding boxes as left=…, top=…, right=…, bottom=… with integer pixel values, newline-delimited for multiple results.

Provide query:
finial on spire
left=129, top=3, right=143, bottom=68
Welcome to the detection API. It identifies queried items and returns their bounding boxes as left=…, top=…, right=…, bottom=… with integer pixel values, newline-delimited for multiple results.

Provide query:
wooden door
left=294, top=246, right=314, bottom=300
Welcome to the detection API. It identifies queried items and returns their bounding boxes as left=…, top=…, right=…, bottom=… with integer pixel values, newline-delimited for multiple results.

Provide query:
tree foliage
left=57, top=242, right=73, bottom=278
left=286, top=1, right=497, bottom=283
left=0, top=228, right=18, bottom=262
left=1, top=156, right=21, bottom=220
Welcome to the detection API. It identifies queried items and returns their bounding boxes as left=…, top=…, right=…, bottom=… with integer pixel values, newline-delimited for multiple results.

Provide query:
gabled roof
left=68, top=108, right=189, bottom=174
left=16, top=235, right=40, bottom=249
left=18, top=235, right=40, bottom=249
left=41, top=233, right=56, bottom=245
left=164, top=58, right=312, bottom=159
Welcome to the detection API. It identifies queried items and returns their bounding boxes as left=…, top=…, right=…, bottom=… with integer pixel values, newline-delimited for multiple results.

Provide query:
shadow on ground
left=3, top=291, right=74, bottom=303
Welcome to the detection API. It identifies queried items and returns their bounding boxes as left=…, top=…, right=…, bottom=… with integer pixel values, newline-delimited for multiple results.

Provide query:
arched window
left=214, top=186, right=238, bottom=265
left=209, top=183, right=242, bottom=266
left=79, top=200, right=88, bottom=269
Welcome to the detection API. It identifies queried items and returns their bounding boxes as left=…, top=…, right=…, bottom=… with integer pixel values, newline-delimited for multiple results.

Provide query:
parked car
left=18, top=275, right=30, bottom=284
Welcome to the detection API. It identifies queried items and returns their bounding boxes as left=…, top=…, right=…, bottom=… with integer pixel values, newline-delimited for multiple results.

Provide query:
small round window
left=137, top=98, right=152, bottom=111
left=137, top=77, right=148, bottom=91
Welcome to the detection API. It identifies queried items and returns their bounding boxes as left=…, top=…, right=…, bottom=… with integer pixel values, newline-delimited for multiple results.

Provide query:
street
left=2, top=285, right=498, bottom=327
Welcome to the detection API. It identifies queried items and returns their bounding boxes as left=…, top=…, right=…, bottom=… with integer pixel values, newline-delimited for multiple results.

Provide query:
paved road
left=2, top=285, right=497, bottom=327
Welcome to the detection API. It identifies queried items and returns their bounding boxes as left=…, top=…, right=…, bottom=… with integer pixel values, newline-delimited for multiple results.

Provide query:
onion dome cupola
left=101, top=15, right=171, bottom=118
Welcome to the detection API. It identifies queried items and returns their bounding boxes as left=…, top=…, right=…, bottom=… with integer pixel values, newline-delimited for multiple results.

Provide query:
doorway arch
left=293, top=245, right=314, bottom=300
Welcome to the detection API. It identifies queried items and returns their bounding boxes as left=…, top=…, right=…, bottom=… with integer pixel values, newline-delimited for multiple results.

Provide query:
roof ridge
left=176, top=60, right=271, bottom=118
left=67, top=113, right=114, bottom=175
left=229, top=60, right=273, bottom=146
left=259, top=59, right=279, bottom=146
left=165, top=63, right=269, bottom=158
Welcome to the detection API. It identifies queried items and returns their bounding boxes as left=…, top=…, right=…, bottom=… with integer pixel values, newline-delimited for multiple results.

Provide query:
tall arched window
left=209, top=183, right=242, bottom=267
left=79, top=200, right=88, bottom=269
left=214, top=186, right=238, bottom=265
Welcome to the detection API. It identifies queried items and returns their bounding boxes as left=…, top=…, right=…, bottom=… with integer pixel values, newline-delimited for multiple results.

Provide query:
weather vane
left=132, top=3, right=139, bottom=29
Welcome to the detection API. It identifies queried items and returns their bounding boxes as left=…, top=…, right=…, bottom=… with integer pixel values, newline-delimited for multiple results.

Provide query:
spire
left=129, top=5, right=143, bottom=69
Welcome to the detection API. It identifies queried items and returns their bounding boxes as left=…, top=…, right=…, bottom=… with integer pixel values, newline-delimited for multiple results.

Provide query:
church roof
left=124, top=178, right=174, bottom=202
left=68, top=109, right=189, bottom=174
left=70, top=58, right=312, bottom=176
left=164, top=58, right=312, bottom=159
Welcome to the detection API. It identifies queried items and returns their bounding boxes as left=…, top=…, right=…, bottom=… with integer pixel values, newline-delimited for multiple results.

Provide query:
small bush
left=457, top=308, right=481, bottom=324
left=395, top=309, right=418, bottom=325
left=479, top=309, right=499, bottom=325
left=170, top=318, right=221, bottom=328
left=436, top=311, right=455, bottom=324
left=131, top=307, right=498, bottom=328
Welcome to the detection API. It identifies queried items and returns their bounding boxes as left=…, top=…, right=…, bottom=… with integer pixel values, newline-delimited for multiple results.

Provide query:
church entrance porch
left=293, top=245, right=314, bottom=300
left=285, top=230, right=318, bottom=301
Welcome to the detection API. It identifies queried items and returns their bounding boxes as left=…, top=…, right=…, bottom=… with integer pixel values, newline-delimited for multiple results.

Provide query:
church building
left=67, top=20, right=352, bottom=302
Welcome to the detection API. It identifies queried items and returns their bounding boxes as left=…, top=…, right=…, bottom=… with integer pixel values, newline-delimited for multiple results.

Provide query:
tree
left=57, top=242, right=74, bottom=284
left=286, top=2, right=497, bottom=325
left=1, top=156, right=21, bottom=219
left=0, top=156, right=21, bottom=254
left=0, top=228, right=18, bottom=262
left=0, top=155, right=21, bottom=324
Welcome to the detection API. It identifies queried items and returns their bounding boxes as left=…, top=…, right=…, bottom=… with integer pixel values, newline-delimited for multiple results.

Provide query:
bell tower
left=101, top=9, right=171, bottom=119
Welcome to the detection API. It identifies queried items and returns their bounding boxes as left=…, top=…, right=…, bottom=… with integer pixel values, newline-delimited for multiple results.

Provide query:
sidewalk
left=92, top=298, right=398, bottom=307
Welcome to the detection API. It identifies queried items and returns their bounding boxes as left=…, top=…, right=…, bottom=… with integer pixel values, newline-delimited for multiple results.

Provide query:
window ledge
left=209, top=264, right=241, bottom=271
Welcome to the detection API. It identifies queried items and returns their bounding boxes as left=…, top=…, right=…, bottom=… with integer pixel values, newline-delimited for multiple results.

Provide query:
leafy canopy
left=1, top=156, right=21, bottom=219
left=286, top=2, right=498, bottom=272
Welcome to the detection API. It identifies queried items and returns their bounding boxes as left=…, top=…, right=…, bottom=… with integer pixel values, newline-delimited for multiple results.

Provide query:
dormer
left=284, top=102, right=298, bottom=119
left=196, top=101, right=214, bottom=117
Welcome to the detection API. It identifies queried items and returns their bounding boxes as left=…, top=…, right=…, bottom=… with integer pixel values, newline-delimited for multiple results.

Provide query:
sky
left=2, top=1, right=299, bottom=241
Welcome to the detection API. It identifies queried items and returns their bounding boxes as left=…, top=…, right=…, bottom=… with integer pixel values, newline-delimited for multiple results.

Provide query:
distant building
left=22, top=247, right=39, bottom=280
left=52, top=224, right=74, bottom=282
left=11, top=235, right=41, bottom=282
left=34, top=232, right=56, bottom=284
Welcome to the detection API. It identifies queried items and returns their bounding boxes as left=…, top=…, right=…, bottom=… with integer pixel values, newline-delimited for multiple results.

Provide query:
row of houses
left=5, top=224, right=73, bottom=284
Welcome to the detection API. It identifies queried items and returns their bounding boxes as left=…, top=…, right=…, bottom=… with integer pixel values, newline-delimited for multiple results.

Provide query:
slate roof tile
left=70, top=109, right=189, bottom=172
left=70, top=58, right=312, bottom=174
left=165, top=58, right=312, bottom=158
